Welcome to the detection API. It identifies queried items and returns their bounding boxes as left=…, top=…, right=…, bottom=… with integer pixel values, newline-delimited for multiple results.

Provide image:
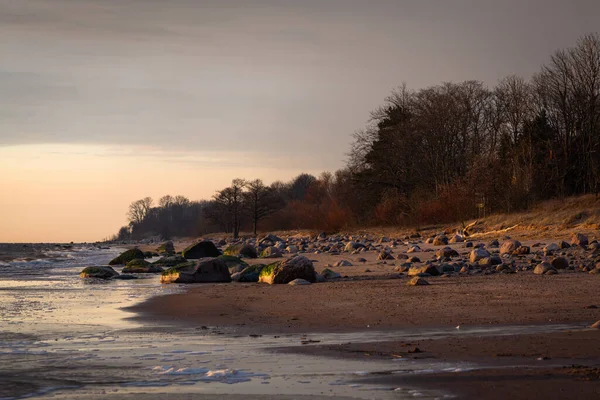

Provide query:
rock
left=559, top=241, right=571, bottom=249
left=500, top=240, right=522, bottom=255
left=259, top=234, right=283, bottom=246
left=436, top=247, right=459, bottom=258
left=258, top=256, right=316, bottom=284
left=344, top=242, right=365, bottom=252
left=408, top=265, right=440, bottom=277
left=425, top=237, right=435, bottom=244
left=320, top=268, right=341, bottom=280
left=551, top=257, right=569, bottom=270
left=588, top=243, right=600, bottom=251
left=286, top=245, right=299, bottom=254
left=591, top=320, right=600, bottom=329
left=465, top=241, right=473, bottom=248
left=495, top=264, right=513, bottom=273
left=334, top=260, right=353, bottom=267
left=571, top=233, right=589, bottom=248
left=534, top=262, right=557, bottom=275
left=479, top=256, right=502, bottom=266
left=224, top=244, right=258, bottom=259
left=122, top=259, right=164, bottom=273
left=260, top=246, right=283, bottom=258
left=408, top=256, right=421, bottom=263
left=377, top=251, right=394, bottom=260
left=448, top=234, right=464, bottom=243
left=514, top=246, right=530, bottom=255
left=160, top=258, right=231, bottom=283
left=143, top=251, right=159, bottom=258
left=217, top=255, right=249, bottom=273
left=182, top=241, right=221, bottom=259
left=543, top=243, right=559, bottom=254
left=108, top=249, right=145, bottom=265
left=432, top=235, right=448, bottom=246
left=488, top=239, right=500, bottom=247
left=80, top=266, right=119, bottom=279
left=232, top=264, right=265, bottom=282
left=407, top=277, right=430, bottom=286
left=152, top=255, right=187, bottom=268
left=156, top=241, right=175, bottom=255
left=469, top=248, right=490, bottom=263
left=357, top=257, right=367, bottom=263
left=407, top=245, right=421, bottom=253
left=288, top=278, right=312, bottom=286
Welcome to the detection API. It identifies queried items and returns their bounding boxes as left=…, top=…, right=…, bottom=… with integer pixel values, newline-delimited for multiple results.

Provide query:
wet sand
left=131, top=273, right=600, bottom=334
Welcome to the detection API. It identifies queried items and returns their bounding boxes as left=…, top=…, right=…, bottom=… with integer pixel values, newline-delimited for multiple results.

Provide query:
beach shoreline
left=128, top=260, right=600, bottom=398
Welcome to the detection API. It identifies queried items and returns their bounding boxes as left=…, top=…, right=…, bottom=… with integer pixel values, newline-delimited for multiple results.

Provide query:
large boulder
left=80, top=266, right=119, bottom=279
left=122, top=259, right=164, bottom=273
left=182, top=241, right=221, bottom=259
left=231, top=264, right=265, bottom=282
left=224, top=243, right=258, bottom=259
left=571, top=233, right=589, bottom=248
left=108, top=249, right=145, bottom=266
left=408, top=265, right=440, bottom=277
left=500, top=240, right=522, bottom=255
left=156, top=241, right=175, bottom=255
left=260, top=246, right=283, bottom=258
left=258, top=256, right=316, bottom=284
left=217, top=255, right=249, bottom=273
left=160, top=258, right=231, bottom=284
left=469, top=248, right=490, bottom=263
left=152, top=255, right=187, bottom=268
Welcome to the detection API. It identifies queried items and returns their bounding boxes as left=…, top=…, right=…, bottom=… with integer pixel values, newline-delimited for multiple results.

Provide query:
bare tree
left=213, top=179, right=246, bottom=239
left=127, top=197, right=153, bottom=225
left=244, top=179, right=284, bottom=235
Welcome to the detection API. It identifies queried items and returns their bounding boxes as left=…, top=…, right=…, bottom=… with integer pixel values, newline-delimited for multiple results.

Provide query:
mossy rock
left=108, top=249, right=145, bottom=265
left=161, top=258, right=231, bottom=284
left=182, top=241, right=221, bottom=259
left=260, top=246, right=283, bottom=258
left=162, top=261, right=197, bottom=275
left=80, top=266, right=119, bottom=279
left=258, top=256, right=316, bottom=284
left=123, top=258, right=163, bottom=273
left=156, top=241, right=175, bottom=255
left=152, top=255, right=187, bottom=268
left=224, top=244, right=258, bottom=259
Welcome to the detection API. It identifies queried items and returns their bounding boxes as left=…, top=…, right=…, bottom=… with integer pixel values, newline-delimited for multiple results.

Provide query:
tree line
left=113, top=33, right=600, bottom=240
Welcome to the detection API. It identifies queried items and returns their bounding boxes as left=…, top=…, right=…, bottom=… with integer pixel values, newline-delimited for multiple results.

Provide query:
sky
left=1, top=0, right=599, bottom=242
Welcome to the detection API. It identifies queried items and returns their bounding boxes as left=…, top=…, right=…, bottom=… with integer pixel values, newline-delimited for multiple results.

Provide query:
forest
left=114, top=33, right=600, bottom=240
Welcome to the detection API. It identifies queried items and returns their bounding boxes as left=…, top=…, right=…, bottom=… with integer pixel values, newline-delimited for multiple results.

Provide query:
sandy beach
left=128, top=235, right=600, bottom=399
